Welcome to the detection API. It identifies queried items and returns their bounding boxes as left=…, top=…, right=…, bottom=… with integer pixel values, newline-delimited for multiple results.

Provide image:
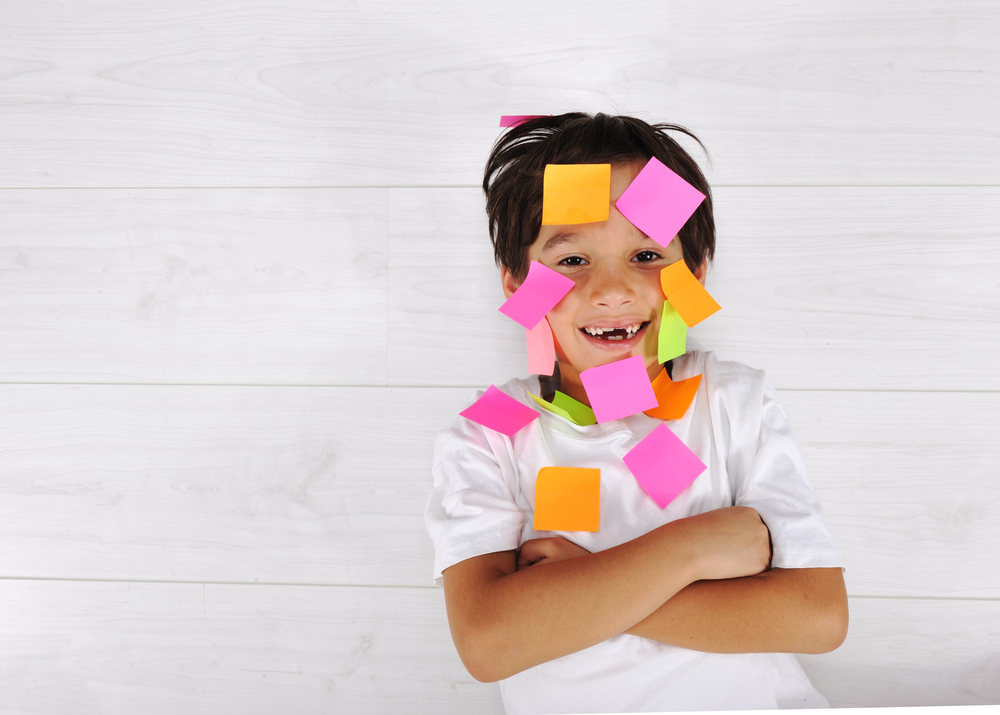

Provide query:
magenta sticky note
left=526, top=317, right=556, bottom=376
left=499, top=115, right=549, bottom=127
left=579, top=355, right=658, bottom=423
left=499, top=260, right=575, bottom=329
left=623, top=423, right=707, bottom=508
left=459, top=385, right=539, bottom=436
left=615, top=157, right=706, bottom=248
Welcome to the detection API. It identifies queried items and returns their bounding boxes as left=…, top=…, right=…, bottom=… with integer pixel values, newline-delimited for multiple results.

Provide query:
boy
left=425, top=113, right=848, bottom=713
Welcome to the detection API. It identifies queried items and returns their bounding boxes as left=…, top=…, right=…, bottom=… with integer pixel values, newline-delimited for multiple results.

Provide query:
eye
left=558, top=255, right=587, bottom=267
left=633, top=250, right=662, bottom=263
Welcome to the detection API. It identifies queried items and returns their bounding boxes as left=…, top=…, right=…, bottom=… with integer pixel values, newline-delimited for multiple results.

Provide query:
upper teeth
left=584, top=323, right=641, bottom=336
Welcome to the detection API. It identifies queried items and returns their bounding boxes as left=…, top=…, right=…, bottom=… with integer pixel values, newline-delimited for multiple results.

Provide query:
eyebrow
left=539, top=232, right=581, bottom=254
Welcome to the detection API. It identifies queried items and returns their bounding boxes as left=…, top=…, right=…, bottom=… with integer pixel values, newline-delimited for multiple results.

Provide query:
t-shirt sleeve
left=731, top=379, right=843, bottom=570
left=424, top=410, right=527, bottom=586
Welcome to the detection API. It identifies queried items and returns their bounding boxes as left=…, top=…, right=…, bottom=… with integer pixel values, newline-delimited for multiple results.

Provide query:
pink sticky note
left=499, top=261, right=575, bottom=330
left=615, top=157, right=706, bottom=248
left=526, top=317, right=556, bottom=376
left=579, top=355, right=658, bottom=423
left=499, top=115, right=549, bottom=127
left=623, top=423, right=707, bottom=508
left=459, top=385, right=539, bottom=436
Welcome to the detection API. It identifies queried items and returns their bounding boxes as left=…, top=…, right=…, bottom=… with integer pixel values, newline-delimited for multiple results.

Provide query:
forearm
left=625, top=567, right=848, bottom=654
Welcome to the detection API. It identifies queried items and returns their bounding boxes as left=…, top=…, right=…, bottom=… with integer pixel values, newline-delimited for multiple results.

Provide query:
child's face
left=501, top=162, right=705, bottom=391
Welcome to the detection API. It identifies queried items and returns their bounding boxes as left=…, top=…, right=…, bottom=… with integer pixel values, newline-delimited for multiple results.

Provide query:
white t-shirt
left=425, top=351, right=843, bottom=713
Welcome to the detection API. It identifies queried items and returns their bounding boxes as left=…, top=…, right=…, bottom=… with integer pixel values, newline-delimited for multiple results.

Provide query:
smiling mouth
left=580, top=322, right=649, bottom=341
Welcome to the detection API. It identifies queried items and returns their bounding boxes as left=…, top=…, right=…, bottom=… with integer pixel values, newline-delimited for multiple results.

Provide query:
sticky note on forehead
left=542, top=164, right=611, bottom=225
left=499, top=260, right=575, bottom=329
left=615, top=157, right=706, bottom=248
left=659, top=260, right=721, bottom=327
left=623, top=423, right=706, bottom=509
left=579, top=355, right=658, bottom=423
left=459, top=385, right=539, bottom=436
left=534, top=467, right=600, bottom=532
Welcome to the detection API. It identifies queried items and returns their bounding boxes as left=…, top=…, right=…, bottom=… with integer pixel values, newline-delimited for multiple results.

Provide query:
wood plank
left=0, top=1, right=998, bottom=187
left=388, top=186, right=1000, bottom=391
left=0, top=385, right=997, bottom=600
left=0, top=188, right=388, bottom=384
left=0, top=581, right=504, bottom=715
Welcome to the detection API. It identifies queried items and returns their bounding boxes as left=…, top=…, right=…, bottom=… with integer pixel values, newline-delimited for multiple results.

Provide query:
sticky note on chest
left=579, top=355, right=658, bottom=423
left=542, top=164, right=611, bottom=225
left=499, top=260, right=575, bottom=330
left=459, top=385, right=539, bottom=436
left=615, top=156, right=706, bottom=248
left=644, top=368, right=702, bottom=421
left=623, top=423, right=706, bottom=509
left=659, top=260, right=721, bottom=327
left=534, top=467, right=600, bottom=532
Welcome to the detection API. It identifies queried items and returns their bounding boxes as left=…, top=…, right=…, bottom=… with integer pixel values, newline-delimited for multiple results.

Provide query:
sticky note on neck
left=644, top=367, right=701, bottom=421
left=623, top=423, right=706, bottom=509
left=459, top=385, right=539, bottom=436
left=659, top=260, right=720, bottom=327
left=542, top=164, right=611, bottom=225
left=615, top=156, right=706, bottom=248
left=658, top=300, right=687, bottom=363
left=534, top=467, right=600, bottom=532
left=529, top=391, right=597, bottom=426
left=499, top=260, right=575, bottom=330
left=579, top=355, right=658, bottom=423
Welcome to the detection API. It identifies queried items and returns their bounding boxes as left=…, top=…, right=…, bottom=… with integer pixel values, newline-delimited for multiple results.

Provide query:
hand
left=517, top=537, right=591, bottom=570
left=677, top=507, right=772, bottom=581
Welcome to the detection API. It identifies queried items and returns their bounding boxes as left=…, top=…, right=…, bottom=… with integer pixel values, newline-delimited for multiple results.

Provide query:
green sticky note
left=658, top=300, right=688, bottom=363
left=529, top=391, right=597, bottom=426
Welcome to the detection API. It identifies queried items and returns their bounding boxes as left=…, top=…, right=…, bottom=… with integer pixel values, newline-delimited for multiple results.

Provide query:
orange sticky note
left=533, top=467, right=600, bottom=532
left=644, top=368, right=702, bottom=421
left=542, top=164, right=611, bottom=225
left=659, top=260, right=721, bottom=327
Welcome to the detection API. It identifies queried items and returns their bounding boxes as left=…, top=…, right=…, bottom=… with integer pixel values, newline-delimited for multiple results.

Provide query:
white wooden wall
left=1, top=1, right=998, bottom=712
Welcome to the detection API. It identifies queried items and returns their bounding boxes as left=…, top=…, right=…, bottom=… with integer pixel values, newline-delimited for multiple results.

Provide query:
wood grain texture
left=1, top=1, right=998, bottom=187
left=0, top=581, right=504, bottom=715
left=1, top=384, right=997, bottom=600
left=0, top=188, right=388, bottom=384
left=388, top=186, right=1000, bottom=391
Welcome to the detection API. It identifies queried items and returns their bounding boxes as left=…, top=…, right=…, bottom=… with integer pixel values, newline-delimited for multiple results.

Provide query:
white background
left=0, top=1, right=998, bottom=712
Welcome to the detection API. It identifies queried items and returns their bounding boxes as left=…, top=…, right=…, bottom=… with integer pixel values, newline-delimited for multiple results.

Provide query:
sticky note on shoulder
left=459, top=385, right=539, bottom=436
left=644, top=368, right=701, bottom=421
left=659, top=260, right=720, bottom=327
left=579, top=355, right=658, bottom=423
left=542, top=164, right=611, bottom=225
left=623, top=423, right=706, bottom=509
left=615, top=156, right=706, bottom=248
left=499, top=261, right=575, bottom=330
left=534, top=467, right=600, bottom=532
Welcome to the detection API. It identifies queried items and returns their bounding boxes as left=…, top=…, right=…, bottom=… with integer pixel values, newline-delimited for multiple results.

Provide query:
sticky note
left=534, top=467, right=600, bottom=532
left=542, top=164, right=611, bottom=225
left=615, top=156, right=706, bottom=248
left=644, top=368, right=702, bottom=421
left=658, top=300, right=687, bottom=363
left=499, top=260, right=575, bottom=330
left=459, top=385, right=539, bottom=436
left=499, top=115, right=549, bottom=127
left=659, top=260, right=721, bottom=327
left=623, top=423, right=706, bottom=509
left=526, top=317, right=556, bottom=376
left=579, top=355, right=658, bottom=423
left=529, top=391, right=597, bottom=426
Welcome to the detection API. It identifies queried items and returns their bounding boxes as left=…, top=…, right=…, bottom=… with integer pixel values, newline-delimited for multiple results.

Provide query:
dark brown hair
left=483, top=113, right=715, bottom=281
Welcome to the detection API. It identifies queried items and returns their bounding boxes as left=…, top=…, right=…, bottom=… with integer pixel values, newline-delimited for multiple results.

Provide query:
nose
left=587, top=260, right=636, bottom=309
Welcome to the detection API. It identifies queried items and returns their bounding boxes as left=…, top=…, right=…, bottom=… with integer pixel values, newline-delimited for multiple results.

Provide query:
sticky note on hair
left=623, top=423, right=706, bottom=509
left=659, top=260, right=721, bottom=327
left=526, top=317, right=556, bottom=376
left=658, top=301, right=687, bottom=363
left=529, top=391, right=597, bottom=426
left=534, top=467, right=600, bottom=532
left=615, top=156, right=706, bottom=248
left=644, top=368, right=701, bottom=421
left=579, top=355, right=658, bottom=423
left=459, top=385, right=539, bottom=436
left=542, top=164, right=611, bottom=225
left=499, top=260, right=575, bottom=329
left=499, top=115, right=549, bottom=127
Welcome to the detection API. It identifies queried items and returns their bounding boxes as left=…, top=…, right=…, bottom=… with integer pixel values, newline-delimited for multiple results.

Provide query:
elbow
left=450, top=622, right=514, bottom=683
left=802, top=592, right=849, bottom=654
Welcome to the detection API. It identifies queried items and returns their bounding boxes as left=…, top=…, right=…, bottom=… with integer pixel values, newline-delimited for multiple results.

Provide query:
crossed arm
left=442, top=506, right=848, bottom=683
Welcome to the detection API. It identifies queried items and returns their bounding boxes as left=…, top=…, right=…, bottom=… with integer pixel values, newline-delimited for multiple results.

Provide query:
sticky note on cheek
left=459, top=385, right=539, bottom=436
left=658, top=300, right=688, bottom=363
left=579, top=355, right=658, bottom=423
left=499, top=260, right=575, bottom=330
left=615, top=156, right=706, bottom=248
left=659, top=260, right=721, bottom=327
left=534, top=467, right=600, bottom=532
left=542, top=164, right=611, bottom=225
left=623, top=423, right=706, bottom=509
left=526, top=317, right=556, bottom=376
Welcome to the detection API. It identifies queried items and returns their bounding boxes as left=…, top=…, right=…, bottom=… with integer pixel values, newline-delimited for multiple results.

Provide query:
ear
left=693, top=260, right=708, bottom=286
left=500, top=265, right=521, bottom=299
